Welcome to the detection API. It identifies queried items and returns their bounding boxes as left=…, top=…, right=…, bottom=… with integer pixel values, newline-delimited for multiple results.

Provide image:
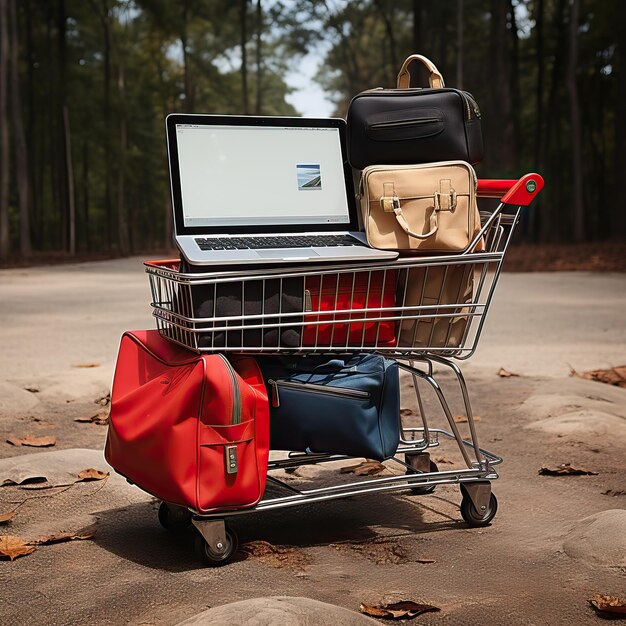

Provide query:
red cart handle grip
left=477, top=173, right=544, bottom=206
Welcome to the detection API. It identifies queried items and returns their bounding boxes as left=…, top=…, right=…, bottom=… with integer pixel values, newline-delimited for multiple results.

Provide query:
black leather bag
left=347, top=54, right=483, bottom=170
left=178, top=260, right=304, bottom=349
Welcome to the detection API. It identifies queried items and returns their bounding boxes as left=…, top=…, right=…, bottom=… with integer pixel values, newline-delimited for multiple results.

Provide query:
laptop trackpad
left=256, top=249, right=320, bottom=259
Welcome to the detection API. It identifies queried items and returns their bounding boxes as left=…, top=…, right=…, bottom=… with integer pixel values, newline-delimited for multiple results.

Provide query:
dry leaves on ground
left=602, top=489, right=626, bottom=497
left=74, top=408, right=109, bottom=426
left=340, top=460, right=386, bottom=476
left=72, top=363, right=100, bottom=368
left=400, top=408, right=414, bottom=417
left=76, top=468, right=109, bottom=482
left=240, top=540, right=308, bottom=569
left=497, top=367, right=519, bottom=378
left=359, top=600, right=440, bottom=620
left=31, top=524, right=97, bottom=546
left=538, top=463, right=598, bottom=476
left=433, top=456, right=454, bottom=465
left=6, top=435, right=57, bottom=448
left=0, top=535, right=36, bottom=560
left=571, top=365, right=626, bottom=389
left=589, top=594, right=626, bottom=616
left=453, top=414, right=481, bottom=423
left=95, top=393, right=111, bottom=407
left=0, top=509, right=16, bottom=524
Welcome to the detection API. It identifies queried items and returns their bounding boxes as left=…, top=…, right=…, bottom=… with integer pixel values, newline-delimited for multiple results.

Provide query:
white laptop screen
left=174, top=124, right=351, bottom=229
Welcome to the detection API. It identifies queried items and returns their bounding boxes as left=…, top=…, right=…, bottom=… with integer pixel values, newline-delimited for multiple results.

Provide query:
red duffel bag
left=105, top=330, right=269, bottom=514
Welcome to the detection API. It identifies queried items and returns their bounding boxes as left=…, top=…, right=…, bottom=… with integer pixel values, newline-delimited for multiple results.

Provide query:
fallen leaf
left=240, top=540, right=308, bottom=569
left=0, top=509, right=16, bottom=524
left=24, top=387, right=39, bottom=393
left=453, top=414, right=481, bottom=423
left=589, top=593, right=626, bottom=616
left=497, top=367, right=519, bottom=377
left=571, top=366, right=626, bottom=389
left=0, top=535, right=36, bottom=560
left=74, top=409, right=109, bottom=425
left=360, top=600, right=440, bottom=620
left=72, top=363, right=100, bottom=368
left=95, top=393, right=111, bottom=407
left=602, top=489, right=626, bottom=497
left=416, top=558, right=436, bottom=563
left=31, top=524, right=97, bottom=546
left=400, top=408, right=414, bottom=417
left=538, top=464, right=598, bottom=476
left=433, top=456, right=454, bottom=465
left=340, top=460, right=385, bottom=476
left=77, top=468, right=109, bottom=482
left=6, top=435, right=57, bottom=448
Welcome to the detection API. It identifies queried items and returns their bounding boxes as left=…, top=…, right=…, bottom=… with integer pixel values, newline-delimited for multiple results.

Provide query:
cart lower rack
left=146, top=175, right=543, bottom=565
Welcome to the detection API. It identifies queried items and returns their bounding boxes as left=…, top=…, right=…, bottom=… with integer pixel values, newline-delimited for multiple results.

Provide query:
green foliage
left=3, top=0, right=624, bottom=258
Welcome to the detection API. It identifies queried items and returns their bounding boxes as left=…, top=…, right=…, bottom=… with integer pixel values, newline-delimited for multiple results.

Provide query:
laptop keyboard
left=194, top=234, right=364, bottom=251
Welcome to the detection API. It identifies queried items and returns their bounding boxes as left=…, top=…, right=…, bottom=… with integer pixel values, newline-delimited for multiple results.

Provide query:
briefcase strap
left=379, top=179, right=461, bottom=241
left=397, top=54, right=445, bottom=89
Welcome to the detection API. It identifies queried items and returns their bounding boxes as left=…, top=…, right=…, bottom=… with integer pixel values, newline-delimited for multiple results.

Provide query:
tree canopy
left=0, top=0, right=623, bottom=261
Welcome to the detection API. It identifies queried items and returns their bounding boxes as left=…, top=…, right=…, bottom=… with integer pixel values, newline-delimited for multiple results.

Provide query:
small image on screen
left=296, top=164, right=322, bottom=190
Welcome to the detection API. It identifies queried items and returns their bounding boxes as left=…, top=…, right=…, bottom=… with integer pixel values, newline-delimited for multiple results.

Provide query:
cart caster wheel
left=404, top=455, right=439, bottom=495
left=460, top=492, right=498, bottom=527
left=158, top=502, right=192, bottom=532
left=194, top=527, right=238, bottom=567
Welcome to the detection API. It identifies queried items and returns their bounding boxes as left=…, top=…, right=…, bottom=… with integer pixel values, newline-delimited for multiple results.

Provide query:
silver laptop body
left=166, top=114, right=398, bottom=266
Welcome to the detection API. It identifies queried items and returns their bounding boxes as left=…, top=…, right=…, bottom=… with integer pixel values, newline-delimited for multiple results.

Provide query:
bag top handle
left=396, top=54, right=445, bottom=89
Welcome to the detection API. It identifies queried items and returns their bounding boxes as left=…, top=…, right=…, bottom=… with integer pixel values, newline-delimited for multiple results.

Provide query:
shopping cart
left=144, top=174, right=543, bottom=565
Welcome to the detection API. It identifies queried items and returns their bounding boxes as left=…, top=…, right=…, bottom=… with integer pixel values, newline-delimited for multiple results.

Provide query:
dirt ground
left=0, top=259, right=624, bottom=626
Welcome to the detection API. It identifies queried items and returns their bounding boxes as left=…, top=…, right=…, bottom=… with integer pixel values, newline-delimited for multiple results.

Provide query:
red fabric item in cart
left=302, top=270, right=397, bottom=347
left=104, top=330, right=269, bottom=514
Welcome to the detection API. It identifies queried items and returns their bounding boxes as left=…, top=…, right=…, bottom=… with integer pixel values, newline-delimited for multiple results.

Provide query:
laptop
left=166, top=114, right=398, bottom=265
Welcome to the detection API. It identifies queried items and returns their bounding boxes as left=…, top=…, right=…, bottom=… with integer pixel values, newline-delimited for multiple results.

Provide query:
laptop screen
left=168, top=117, right=354, bottom=234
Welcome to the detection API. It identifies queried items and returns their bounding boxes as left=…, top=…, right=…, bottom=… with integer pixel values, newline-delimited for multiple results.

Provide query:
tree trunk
left=566, top=0, right=584, bottom=242
left=101, top=0, right=113, bottom=249
left=240, top=0, right=249, bottom=114
left=117, top=61, right=129, bottom=254
left=534, top=0, right=545, bottom=167
left=487, top=0, right=515, bottom=173
left=82, top=138, right=89, bottom=250
left=412, top=0, right=422, bottom=52
left=180, top=0, right=193, bottom=112
left=612, top=0, right=626, bottom=239
left=374, top=0, right=398, bottom=84
left=541, top=0, right=567, bottom=241
left=57, top=0, right=68, bottom=251
left=255, top=0, right=262, bottom=115
left=456, top=0, right=463, bottom=89
left=9, top=0, right=32, bottom=257
left=0, top=0, right=9, bottom=258
left=509, top=0, right=521, bottom=162
left=62, top=105, right=75, bottom=255
left=25, top=0, right=38, bottom=248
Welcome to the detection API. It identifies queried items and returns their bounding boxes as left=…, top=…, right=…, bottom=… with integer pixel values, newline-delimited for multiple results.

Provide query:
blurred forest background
left=0, top=0, right=624, bottom=262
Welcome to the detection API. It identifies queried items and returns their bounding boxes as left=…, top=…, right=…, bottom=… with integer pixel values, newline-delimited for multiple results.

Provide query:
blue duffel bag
left=258, top=354, right=400, bottom=461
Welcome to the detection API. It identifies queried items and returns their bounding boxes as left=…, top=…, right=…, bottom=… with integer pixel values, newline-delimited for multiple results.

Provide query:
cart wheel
left=194, top=526, right=238, bottom=567
left=460, top=492, right=498, bottom=527
left=158, top=501, right=192, bottom=532
left=404, top=455, right=439, bottom=495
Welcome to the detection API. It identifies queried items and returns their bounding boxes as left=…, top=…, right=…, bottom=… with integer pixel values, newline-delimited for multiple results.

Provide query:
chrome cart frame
left=147, top=175, right=543, bottom=565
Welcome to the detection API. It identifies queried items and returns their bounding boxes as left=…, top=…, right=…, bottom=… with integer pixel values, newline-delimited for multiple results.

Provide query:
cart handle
left=477, top=173, right=544, bottom=206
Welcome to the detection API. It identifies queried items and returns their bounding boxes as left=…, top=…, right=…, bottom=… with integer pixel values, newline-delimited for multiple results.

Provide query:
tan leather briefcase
left=397, top=264, right=474, bottom=349
left=359, top=161, right=482, bottom=254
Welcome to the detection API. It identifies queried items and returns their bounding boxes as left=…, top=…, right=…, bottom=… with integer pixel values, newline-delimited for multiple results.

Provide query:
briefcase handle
left=397, top=54, right=445, bottom=89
